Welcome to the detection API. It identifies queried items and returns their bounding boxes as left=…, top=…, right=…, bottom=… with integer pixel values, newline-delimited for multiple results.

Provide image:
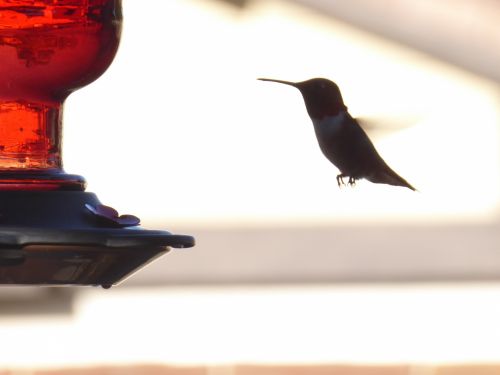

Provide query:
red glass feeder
left=0, top=0, right=194, bottom=287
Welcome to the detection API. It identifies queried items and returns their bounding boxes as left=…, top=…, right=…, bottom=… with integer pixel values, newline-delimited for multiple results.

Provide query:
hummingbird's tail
left=368, top=166, right=416, bottom=191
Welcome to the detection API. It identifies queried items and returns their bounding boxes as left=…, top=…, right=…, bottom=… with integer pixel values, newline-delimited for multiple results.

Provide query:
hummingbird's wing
left=356, top=115, right=420, bottom=137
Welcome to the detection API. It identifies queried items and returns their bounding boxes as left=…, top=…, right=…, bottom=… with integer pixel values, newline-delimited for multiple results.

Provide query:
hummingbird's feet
left=336, top=174, right=346, bottom=187
left=337, top=174, right=357, bottom=188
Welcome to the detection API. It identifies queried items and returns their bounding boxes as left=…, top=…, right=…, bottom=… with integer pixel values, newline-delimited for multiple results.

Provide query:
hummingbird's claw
left=336, top=174, right=345, bottom=187
left=348, top=176, right=356, bottom=187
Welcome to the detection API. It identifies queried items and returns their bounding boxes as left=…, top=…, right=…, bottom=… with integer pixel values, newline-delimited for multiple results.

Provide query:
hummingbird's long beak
left=258, top=78, right=297, bottom=87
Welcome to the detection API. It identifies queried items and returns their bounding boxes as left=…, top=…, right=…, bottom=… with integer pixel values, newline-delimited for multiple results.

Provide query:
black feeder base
left=0, top=191, right=194, bottom=288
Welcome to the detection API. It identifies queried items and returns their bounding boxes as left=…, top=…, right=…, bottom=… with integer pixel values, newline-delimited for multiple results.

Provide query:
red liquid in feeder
left=0, top=0, right=121, bottom=189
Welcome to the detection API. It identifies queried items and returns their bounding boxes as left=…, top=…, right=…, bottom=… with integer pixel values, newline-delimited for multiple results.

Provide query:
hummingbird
left=258, top=77, right=416, bottom=191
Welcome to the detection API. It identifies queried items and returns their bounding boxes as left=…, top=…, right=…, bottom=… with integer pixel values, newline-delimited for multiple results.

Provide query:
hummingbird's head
left=258, top=77, right=346, bottom=119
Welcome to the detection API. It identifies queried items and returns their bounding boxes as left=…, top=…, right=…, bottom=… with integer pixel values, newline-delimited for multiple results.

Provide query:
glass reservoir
left=0, top=0, right=122, bottom=190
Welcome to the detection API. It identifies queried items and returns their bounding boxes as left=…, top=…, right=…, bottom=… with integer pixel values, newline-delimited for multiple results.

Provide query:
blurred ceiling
left=215, top=0, right=500, bottom=83
left=291, top=0, right=500, bottom=83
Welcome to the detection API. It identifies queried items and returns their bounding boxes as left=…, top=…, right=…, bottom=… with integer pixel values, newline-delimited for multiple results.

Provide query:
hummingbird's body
left=259, top=77, right=416, bottom=191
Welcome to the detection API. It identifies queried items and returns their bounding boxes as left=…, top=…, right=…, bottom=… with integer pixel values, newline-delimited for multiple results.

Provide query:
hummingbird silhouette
left=259, top=77, right=416, bottom=191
